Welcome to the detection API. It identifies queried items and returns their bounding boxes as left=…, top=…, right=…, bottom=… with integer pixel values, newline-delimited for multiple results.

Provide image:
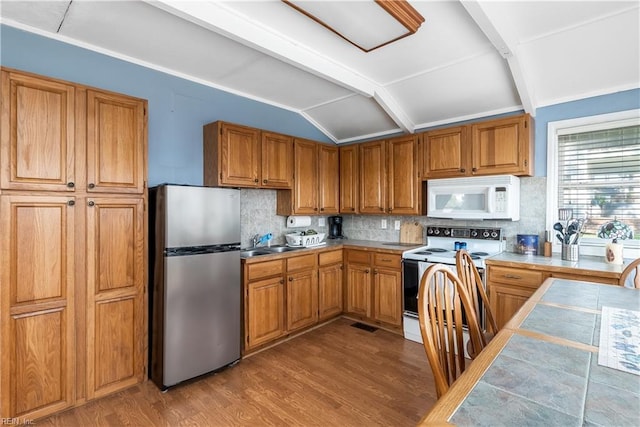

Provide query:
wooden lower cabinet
left=243, top=250, right=342, bottom=353
left=344, top=250, right=402, bottom=330
left=318, top=250, right=343, bottom=321
left=85, top=196, right=145, bottom=399
left=0, top=194, right=146, bottom=419
left=0, top=195, right=76, bottom=419
left=247, top=276, right=286, bottom=348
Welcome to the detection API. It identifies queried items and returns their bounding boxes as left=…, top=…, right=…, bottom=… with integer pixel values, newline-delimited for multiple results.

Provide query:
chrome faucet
left=252, top=234, right=261, bottom=248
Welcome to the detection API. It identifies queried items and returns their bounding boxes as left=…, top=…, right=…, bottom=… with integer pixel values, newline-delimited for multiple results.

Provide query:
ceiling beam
left=460, top=0, right=536, bottom=115
left=144, top=0, right=413, bottom=134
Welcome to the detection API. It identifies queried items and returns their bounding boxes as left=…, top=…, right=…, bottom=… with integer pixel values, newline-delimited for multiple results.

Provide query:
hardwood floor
left=40, top=318, right=437, bottom=426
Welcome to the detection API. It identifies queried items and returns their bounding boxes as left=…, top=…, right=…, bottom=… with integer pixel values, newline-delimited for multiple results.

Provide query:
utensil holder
left=561, top=243, right=579, bottom=261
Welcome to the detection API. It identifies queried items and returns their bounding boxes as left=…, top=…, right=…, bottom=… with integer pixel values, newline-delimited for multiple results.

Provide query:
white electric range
left=401, top=226, right=504, bottom=352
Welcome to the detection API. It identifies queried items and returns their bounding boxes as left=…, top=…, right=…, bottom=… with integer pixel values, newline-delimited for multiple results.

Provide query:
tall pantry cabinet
left=0, top=68, right=147, bottom=420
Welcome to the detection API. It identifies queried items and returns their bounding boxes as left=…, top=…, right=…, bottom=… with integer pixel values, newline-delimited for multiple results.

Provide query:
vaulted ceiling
left=2, top=1, right=638, bottom=143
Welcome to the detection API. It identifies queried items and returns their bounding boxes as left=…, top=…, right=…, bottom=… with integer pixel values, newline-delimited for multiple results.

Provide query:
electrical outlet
left=318, top=217, right=325, bottom=227
left=394, top=220, right=401, bottom=230
left=381, top=219, right=387, bottom=229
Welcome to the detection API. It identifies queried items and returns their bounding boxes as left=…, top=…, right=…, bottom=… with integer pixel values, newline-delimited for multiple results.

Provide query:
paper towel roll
left=287, top=216, right=311, bottom=228
left=605, top=242, right=623, bottom=265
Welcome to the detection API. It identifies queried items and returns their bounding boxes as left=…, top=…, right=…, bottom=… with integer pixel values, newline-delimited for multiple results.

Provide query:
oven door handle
left=403, top=311, right=419, bottom=319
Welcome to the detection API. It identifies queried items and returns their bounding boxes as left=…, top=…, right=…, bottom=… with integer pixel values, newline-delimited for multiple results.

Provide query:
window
left=547, top=110, right=640, bottom=257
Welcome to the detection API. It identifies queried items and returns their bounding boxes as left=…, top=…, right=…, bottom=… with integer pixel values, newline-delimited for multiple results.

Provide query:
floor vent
left=351, top=322, right=378, bottom=332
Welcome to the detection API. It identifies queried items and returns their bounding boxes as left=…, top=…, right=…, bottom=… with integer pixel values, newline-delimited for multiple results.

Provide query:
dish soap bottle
left=605, top=238, right=623, bottom=265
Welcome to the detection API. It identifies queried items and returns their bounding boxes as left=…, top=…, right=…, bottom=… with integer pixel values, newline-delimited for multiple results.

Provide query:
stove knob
left=433, top=228, right=440, bottom=235
left=470, top=230, right=478, bottom=238
left=427, top=227, right=433, bottom=235
left=444, top=229, right=450, bottom=236
left=491, top=231, right=498, bottom=238
left=482, top=231, right=490, bottom=238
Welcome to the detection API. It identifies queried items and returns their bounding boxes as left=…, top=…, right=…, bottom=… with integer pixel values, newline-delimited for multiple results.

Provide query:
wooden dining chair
left=456, top=250, right=499, bottom=358
left=417, top=263, right=485, bottom=399
left=619, top=257, right=640, bottom=288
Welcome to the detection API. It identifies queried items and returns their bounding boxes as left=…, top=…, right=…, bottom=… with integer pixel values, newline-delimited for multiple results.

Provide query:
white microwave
left=426, top=175, right=520, bottom=221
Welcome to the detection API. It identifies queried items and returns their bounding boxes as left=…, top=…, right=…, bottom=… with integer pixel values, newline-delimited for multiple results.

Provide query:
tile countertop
left=486, top=252, right=629, bottom=279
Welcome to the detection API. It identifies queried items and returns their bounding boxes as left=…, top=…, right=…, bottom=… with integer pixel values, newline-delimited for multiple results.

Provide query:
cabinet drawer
left=319, top=249, right=342, bottom=266
left=346, top=250, right=371, bottom=265
left=373, top=253, right=401, bottom=269
left=488, top=266, right=544, bottom=288
left=287, top=253, right=317, bottom=272
left=247, top=259, right=284, bottom=281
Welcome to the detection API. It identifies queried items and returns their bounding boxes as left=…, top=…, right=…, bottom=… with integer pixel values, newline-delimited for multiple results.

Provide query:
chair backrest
left=417, top=263, right=485, bottom=399
left=456, top=250, right=499, bottom=335
left=619, top=257, right=640, bottom=289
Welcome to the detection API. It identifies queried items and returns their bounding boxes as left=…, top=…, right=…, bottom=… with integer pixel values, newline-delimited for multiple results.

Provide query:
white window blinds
left=557, top=125, right=640, bottom=239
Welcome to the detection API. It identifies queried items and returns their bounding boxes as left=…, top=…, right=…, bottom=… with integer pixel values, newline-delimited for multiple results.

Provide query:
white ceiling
left=2, top=0, right=639, bottom=143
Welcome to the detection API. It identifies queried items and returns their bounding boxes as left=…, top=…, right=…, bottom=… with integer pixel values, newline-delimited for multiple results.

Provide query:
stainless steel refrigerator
left=149, top=184, right=241, bottom=389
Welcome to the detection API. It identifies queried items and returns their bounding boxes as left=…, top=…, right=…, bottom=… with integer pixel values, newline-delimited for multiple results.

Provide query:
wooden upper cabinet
left=420, top=114, right=533, bottom=179
left=86, top=90, right=147, bottom=194
left=261, top=131, right=293, bottom=188
left=339, top=145, right=359, bottom=214
left=318, top=144, right=339, bottom=214
left=421, top=126, right=469, bottom=179
left=0, top=194, right=75, bottom=419
left=1, top=70, right=76, bottom=191
left=204, top=121, right=261, bottom=188
left=292, top=138, right=319, bottom=214
left=471, top=114, right=533, bottom=176
left=387, top=135, right=419, bottom=215
left=359, top=140, right=387, bottom=214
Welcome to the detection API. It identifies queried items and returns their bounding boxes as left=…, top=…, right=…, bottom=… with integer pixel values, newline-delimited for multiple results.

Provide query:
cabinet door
left=1, top=70, right=76, bottom=191
left=489, top=283, right=535, bottom=330
left=261, top=131, right=293, bottom=188
left=339, top=145, right=359, bottom=213
left=318, top=144, right=339, bottom=214
left=287, top=269, right=318, bottom=331
left=471, top=114, right=533, bottom=176
left=373, top=268, right=402, bottom=326
left=85, top=196, right=145, bottom=399
left=218, top=123, right=261, bottom=187
left=246, top=277, right=285, bottom=349
left=346, top=264, right=371, bottom=317
left=421, top=126, right=469, bottom=178
left=359, top=140, right=386, bottom=214
left=387, top=135, right=419, bottom=215
left=318, top=263, right=343, bottom=321
left=293, top=139, right=319, bottom=214
left=86, top=90, right=146, bottom=193
left=0, top=195, right=75, bottom=419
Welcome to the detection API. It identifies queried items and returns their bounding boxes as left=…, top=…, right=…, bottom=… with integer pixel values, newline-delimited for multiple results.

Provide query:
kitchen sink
left=265, top=246, right=300, bottom=253
left=241, top=249, right=272, bottom=257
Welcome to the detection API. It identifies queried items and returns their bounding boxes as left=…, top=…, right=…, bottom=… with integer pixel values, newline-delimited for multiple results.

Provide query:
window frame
left=546, top=109, right=640, bottom=258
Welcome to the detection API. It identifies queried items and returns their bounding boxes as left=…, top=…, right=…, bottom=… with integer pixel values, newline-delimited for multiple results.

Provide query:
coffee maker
left=328, top=216, right=345, bottom=239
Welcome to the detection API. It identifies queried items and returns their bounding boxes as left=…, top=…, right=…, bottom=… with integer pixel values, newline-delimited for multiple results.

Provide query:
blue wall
left=0, top=25, right=331, bottom=186
left=2, top=24, right=639, bottom=181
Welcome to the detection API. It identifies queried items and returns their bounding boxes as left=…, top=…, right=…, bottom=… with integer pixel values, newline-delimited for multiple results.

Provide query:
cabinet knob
left=314, top=207, right=318, bottom=211
left=263, top=179, right=267, bottom=184
left=254, top=178, right=259, bottom=183
left=351, top=208, right=355, bottom=212
left=472, top=167, right=477, bottom=172
left=373, top=269, right=378, bottom=275
left=388, top=208, right=392, bottom=213
left=88, top=183, right=95, bottom=189
left=67, top=200, right=75, bottom=206
left=460, top=168, right=466, bottom=173
left=88, top=201, right=95, bottom=207
left=379, top=207, right=384, bottom=212
left=365, top=269, right=370, bottom=274
left=280, top=279, right=284, bottom=284
left=320, top=208, right=324, bottom=212
left=289, top=277, right=293, bottom=282
left=67, top=182, right=75, bottom=188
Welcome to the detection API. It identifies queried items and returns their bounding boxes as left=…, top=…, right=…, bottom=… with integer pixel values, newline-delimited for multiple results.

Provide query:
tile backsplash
left=240, top=177, right=547, bottom=252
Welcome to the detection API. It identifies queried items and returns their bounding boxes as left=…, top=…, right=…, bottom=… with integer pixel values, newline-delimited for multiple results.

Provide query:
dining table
left=418, top=277, right=640, bottom=426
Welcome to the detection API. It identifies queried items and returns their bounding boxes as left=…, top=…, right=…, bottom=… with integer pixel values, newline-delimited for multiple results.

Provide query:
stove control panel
left=426, top=227, right=502, bottom=241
